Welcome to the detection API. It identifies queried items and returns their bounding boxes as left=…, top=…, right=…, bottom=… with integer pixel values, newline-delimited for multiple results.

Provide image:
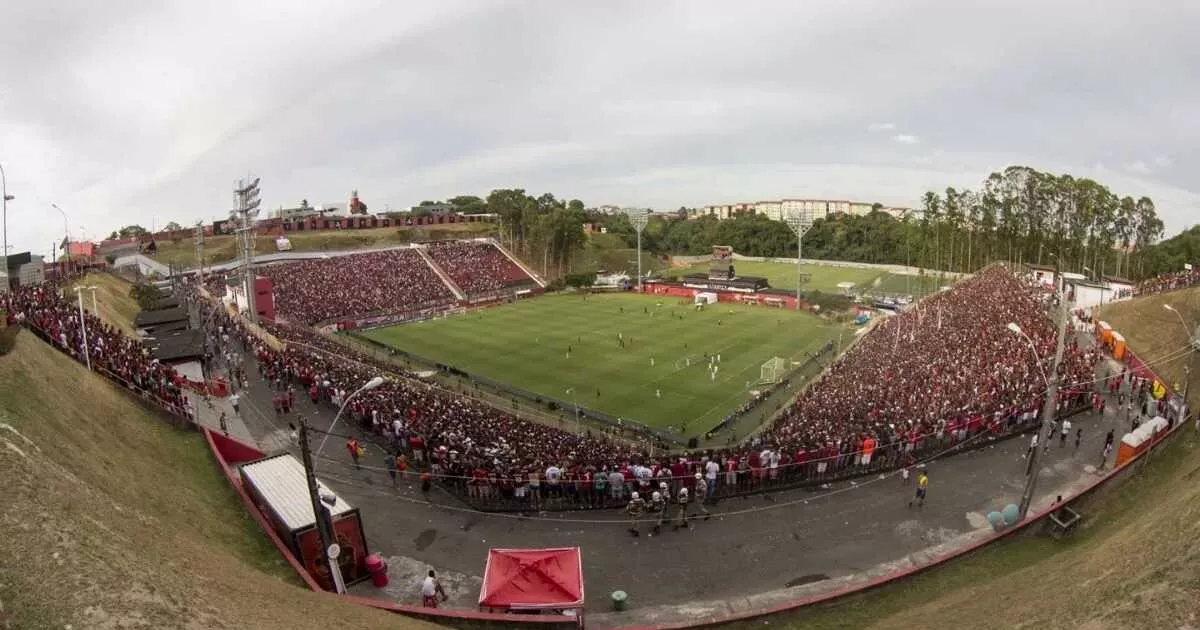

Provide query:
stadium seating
left=6, top=253, right=1108, bottom=514
left=206, top=264, right=1102, bottom=511
left=425, top=241, right=536, bottom=296
left=256, top=249, right=456, bottom=325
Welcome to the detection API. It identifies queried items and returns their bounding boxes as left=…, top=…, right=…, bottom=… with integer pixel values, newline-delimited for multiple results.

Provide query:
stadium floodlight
left=784, top=211, right=814, bottom=311
left=1164, top=304, right=1199, bottom=402
left=73, top=285, right=99, bottom=371
left=1005, top=322, right=1048, bottom=387
left=622, top=208, right=651, bottom=292
left=1, top=161, right=11, bottom=279
left=315, top=376, right=386, bottom=458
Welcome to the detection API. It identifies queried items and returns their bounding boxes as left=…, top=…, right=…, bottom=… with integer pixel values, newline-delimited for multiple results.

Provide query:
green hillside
left=0, top=335, right=443, bottom=630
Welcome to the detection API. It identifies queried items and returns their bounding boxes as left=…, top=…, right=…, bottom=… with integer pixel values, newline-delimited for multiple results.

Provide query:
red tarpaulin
left=478, top=547, right=584, bottom=611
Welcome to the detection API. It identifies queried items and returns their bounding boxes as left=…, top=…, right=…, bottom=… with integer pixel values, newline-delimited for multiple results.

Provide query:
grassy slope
left=1100, top=286, right=1200, bottom=409
left=363, top=293, right=839, bottom=431
left=0, top=336, right=442, bottom=630
left=147, top=223, right=495, bottom=268
left=68, top=272, right=141, bottom=336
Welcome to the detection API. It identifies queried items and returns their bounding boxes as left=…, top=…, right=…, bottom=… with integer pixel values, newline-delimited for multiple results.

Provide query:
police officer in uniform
left=626, top=492, right=646, bottom=537
left=649, top=490, right=667, bottom=535
left=692, top=473, right=712, bottom=521
left=673, top=486, right=692, bottom=531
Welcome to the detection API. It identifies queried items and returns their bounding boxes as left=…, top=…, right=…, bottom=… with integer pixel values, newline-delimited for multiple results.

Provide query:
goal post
left=759, top=356, right=786, bottom=384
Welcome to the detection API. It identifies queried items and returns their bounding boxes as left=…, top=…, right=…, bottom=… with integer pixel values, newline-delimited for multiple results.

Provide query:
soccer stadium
left=5, top=5, right=1200, bottom=629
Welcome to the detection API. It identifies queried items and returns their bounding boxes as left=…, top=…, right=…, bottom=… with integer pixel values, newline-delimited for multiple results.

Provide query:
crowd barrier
left=304, top=380, right=1092, bottom=513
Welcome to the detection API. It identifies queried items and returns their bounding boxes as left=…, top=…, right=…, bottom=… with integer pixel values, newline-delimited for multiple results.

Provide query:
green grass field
left=679, top=260, right=946, bottom=298
left=362, top=293, right=841, bottom=433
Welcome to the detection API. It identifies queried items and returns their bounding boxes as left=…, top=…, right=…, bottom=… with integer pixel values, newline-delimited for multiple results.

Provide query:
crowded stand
left=196, top=264, right=1105, bottom=511
left=1136, top=266, right=1200, bottom=296
left=2, top=280, right=191, bottom=417
left=761, top=265, right=1099, bottom=468
left=256, top=249, right=455, bottom=325
left=425, top=241, right=535, bottom=296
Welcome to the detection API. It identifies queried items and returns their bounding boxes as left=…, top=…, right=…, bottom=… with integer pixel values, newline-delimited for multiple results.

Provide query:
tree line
left=416, top=191, right=588, bottom=279
left=594, top=166, right=1177, bottom=280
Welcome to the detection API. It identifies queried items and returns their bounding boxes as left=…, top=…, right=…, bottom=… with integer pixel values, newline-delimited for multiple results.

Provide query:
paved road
left=216, top=339, right=1131, bottom=614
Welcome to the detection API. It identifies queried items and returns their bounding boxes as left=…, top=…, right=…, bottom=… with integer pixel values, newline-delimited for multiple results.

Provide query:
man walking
left=229, top=392, right=240, bottom=416
left=347, top=437, right=363, bottom=470
left=1060, top=418, right=1071, bottom=447
left=385, top=451, right=398, bottom=487
left=1101, top=429, right=1115, bottom=469
left=420, top=570, right=448, bottom=608
left=692, top=473, right=712, bottom=521
left=626, top=492, right=646, bottom=537
left=672, top=486, right=692, bottom=531
left=908, top=469, right=928, bottom=508
left=649, top=490, right=667, bottom=535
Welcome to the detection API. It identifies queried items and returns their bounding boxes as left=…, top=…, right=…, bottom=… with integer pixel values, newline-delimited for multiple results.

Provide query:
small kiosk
left=239, top=453, right=371, bottom=591
left=479, top=547, right=585, bottom=627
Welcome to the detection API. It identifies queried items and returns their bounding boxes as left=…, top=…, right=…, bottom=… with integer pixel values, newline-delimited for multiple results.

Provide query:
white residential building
left=754, top=200, right=783, bottom=220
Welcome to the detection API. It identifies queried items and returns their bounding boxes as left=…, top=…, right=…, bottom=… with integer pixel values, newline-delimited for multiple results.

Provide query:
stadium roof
left=146, top=329, right=204, bottom=362
left=134, top=307, right=188, bottom=328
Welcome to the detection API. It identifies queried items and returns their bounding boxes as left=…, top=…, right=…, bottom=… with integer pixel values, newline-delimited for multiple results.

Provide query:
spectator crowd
left=2, top=279, right=192, bottom=417
left=200, top=263, right=1102, bottom=511
left=425, top=241, right=536, bottom=296
left=256, top=249, right=456, bottom=325
left=1136, top=266, right=1200, bottom=296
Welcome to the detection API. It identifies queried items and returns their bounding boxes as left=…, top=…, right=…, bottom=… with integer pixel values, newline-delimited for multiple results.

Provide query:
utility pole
left=1018, top=267, right=1073, bottom=520
left=297, top=416, right=343, bottom=593
left=194, top=221, right=205, bottom=287
left=233, top=177, right=261, bottom=322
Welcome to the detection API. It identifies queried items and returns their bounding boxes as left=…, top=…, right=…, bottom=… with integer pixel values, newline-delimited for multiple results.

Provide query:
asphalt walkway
left=219, top=344, right=1129, bottom=620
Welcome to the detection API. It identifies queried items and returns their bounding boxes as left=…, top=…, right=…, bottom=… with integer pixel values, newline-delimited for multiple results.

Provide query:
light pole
left=74, top=285, right=98, bottom=371
left=1, top=161, right=13, bottom=289
left=1007, top=267, right=1073, bottom=521
left=784, top=211, right=814, bottom=310
left=566, top=387, right=581, bottom=432
left=1007, top=322, right=1050, bottom=387
left=622, top=208, right=650, bottom=292
left=315, top=376, right=385, bottom=458
left=1164, top=304, right=1199, bottom=403
left=51, top=204, right=71, bottom=264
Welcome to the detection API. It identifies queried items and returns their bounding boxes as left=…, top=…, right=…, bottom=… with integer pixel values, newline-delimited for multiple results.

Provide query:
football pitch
left=679, top=260, right=946, bottom=297
left=360, top=293, right=841, bottom=434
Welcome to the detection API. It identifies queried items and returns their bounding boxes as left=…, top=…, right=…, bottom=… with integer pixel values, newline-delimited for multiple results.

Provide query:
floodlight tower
left=193, top=221, right=205, bottom=287
left=233, top=176, right=262, bottom=322
left=624, top=208, right=650, bottom=292
left=784, top=210, right=814, bottom=310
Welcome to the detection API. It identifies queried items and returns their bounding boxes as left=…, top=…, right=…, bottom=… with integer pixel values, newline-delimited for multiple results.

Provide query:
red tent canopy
left=478, top=547, right=585, bottom=611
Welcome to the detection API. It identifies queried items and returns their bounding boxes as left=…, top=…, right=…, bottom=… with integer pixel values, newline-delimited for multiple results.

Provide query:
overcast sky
left=2, top=0, right=1198, bottom=257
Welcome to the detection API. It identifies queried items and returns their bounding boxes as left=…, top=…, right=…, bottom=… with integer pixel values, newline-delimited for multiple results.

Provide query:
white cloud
left=1, top=0, right=1199, bottom=261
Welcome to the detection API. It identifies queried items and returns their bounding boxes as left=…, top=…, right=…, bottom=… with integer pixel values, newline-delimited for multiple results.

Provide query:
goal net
left=759, top=356, right=786, bottom=384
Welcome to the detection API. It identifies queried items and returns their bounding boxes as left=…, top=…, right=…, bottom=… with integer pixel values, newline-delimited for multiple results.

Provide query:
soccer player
left=626, top=492, right=646, bottom=537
